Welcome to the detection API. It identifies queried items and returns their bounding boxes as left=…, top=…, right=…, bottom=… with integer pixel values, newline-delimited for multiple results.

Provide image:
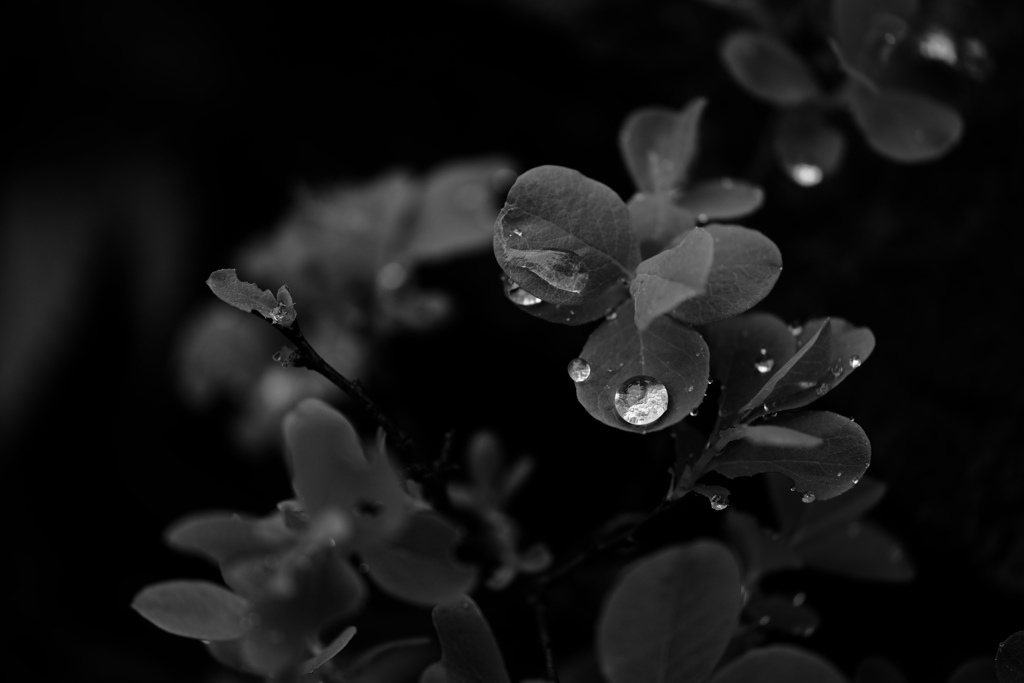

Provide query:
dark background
left=2, top=0, right=1022, bottom=681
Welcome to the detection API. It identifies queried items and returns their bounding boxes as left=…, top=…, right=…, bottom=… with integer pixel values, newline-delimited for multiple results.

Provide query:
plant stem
left=529, top=595, right=560, bottom=683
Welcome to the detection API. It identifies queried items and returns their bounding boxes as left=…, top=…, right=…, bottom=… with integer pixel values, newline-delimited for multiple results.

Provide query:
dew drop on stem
left=567, top=358, right=591, bottom=382
left=614, top=376, right=669, bottom=425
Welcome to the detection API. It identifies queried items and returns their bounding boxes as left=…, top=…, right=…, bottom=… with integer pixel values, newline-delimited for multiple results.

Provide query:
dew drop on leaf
left=831, top=364, right=844, bottom=378
left=709, top=495, right=729, bottom=511
left=815, top=383, right=830, bottom=396
left=567, top=358, right=591, bottom=383
left=754, top=358, right=775, bottom=374
left=789, top=163, right=824, bottom=186
left=613, top=376, right=669, bottom=425
left=801, top=492, right=816, bottom=504
left=606, top=310, right=618, bottom=321
left=505, top=248, right=589, bottom=293
left=507, top=283, right=542, bottom=306
left=849, top=355, right=862, bottom=369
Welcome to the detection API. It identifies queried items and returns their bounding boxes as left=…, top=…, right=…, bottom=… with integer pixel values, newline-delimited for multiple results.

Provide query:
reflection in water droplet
left=505, top=247, right=588, bottom=293
left=849, top=355, right=862, bottom=369
left=614, top=376, right=669, bottom=425
left=697, top=213, right=709, bottom=224
left=852, top=478, right=860, bottom=485
left=507, top=283, right=542, bottom=306
left=567, top=358, right=591, bottom=382
left=790, top=163, right=824, bottom=187
left=816, top=383, right=829, bottom=396
left=831, top=364, right=844, bottom=378
left=754, top=358, right=775, bottom=374
left=801, top=492, right=816, bottom=503
left=709, top=495, right=729, bottom=511
left=605, top=309, right=618, bottom=321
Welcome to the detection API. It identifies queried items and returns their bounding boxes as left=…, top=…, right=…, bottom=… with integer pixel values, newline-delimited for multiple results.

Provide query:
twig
left=528, top=595, right=560, bottom=683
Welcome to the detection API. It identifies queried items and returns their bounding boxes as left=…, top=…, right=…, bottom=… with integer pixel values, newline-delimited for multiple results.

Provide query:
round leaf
left=576, top=299, right=709, bottom=433
left=949, top=658, right=997, bottom=683
left=849, top=85, right=963, bottom=162
left=670, top=224, right=781, bottom=326
left=711, top=410, right=870, bottom=500
left=706, top=313, right=797, bottom=417
left=998, top=632, right=1024, bottom=683
left=132, top=580, right=250, bottom=641
left=721, top=31, right=821, bottom=107
left=774, top=110, right=846, bottom=185
left=680, top=180, right=764, bottom=221
left=597, top=542, right=742, bottom=683
left=494, top=166, right=639, bottom=305
left=793, top=520, right=914, bottom=581
left=628, top=193, right=697, bottom=260
left=710, top=646, right=846, bottom=683
left=422, top=596, right=511, bottom=683
left=619, top=99, right=707, bottom=195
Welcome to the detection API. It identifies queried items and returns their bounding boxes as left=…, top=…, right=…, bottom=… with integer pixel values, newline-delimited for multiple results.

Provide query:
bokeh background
left=2, top=0, right=1022, bottom=681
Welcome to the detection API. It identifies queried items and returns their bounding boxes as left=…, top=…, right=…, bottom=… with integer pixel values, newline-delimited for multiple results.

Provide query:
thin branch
left=529, top=595, right=560, bottom=683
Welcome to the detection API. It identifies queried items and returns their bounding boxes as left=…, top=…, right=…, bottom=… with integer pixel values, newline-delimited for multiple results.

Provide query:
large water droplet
left=507, top=283, right=542, bottom=306
left=789, top=163, right=823, bottom=187
left=801, top=492, right=816, bottom=504
left=567, top=358, right=591, bottom=382
left=504, top=247, right=588, bottom=293
left=754, top=358, right=775, bottom=374
left=696, top=212, right=709, bottom=224
left=614, top=376, right=669, bottom=425
left=849, top=355, right=862, bottom=369
left=709, top=494, right=729, bottom=511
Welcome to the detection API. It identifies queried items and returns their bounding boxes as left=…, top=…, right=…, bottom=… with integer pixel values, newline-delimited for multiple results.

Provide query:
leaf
left=670, top=225, right=781, bottom=326
left=793, top=317, right=876, bottom=398
left=790, top=477, right=887, bottom=545
left=360, top=512, right=477, bottom=606
left=706, top=313, right=797, bottom=417
left=998, top=632, right=1024, bottom=683
left=793, top=520, right=913, bottom=581
left=165, top=512, right=295, bottom=567
left=833, top=0, right=919, bottom=65
left=710, top=410, right=870, bottom=501
left=739, top=425, right=823, bottom=448
left=747, top=594, right=820, bottom=637
left=738, top=320, right=833, bottom=417
left=856, top=657, right=908, bottom=683
left=576, top=300, right=709, bottom=433
left=493, top=166, right=639, bottom=305
left=597, top=542, right=741, bottom=683
left=404, top=158, right=514, bottom=262
left=631, top=228, right=715, bottom=331
left=421, top=596, right=511, bottom=683
left=949, top=658, right=997, bottom=683
left=709, top=646, right=846, bottom=683
left=724, top=510, right=803, bottom=581
left=619, top=99, right=707, bottom=195
left=302, top=625, right=358, bottom=674
left=679, top=180, right=764, bottom=221
left=765, top=472, right=807, bottom=536
left=721, top=31, right=822, bottom=107
left=849, top=85, right=963, bottom=162
left=132, top=580, right=250, bottom=641
left=283, top=398, right=407, bottom=546
left=628, top=193, right=697, bottom=260
left=504, top=275, right=631, bottom=326
left=774, top=110, right=846, bottom=184
left=207, top=269, right=297, bottom=327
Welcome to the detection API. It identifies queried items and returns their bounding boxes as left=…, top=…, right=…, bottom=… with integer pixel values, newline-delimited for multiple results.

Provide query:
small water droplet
left=796, top=380, right=815, bottom=390
left=377, top=261, right=408, bottom=290
left=789, top=163, right=823, bottom=187
left=754, top=358, right=775, bottom=374
left=709, top=494, right=729, bottom=511
left=697, top=212, right=709, bottom=224
left=849, top=355, right=862, bottom=369
left=507, top=283, right=542, bottom=306
left=801, top=492, right=816, bottom=504
left=567, top=358, right=591, bottom=382
left=790, top=486, right=797, bottom=492
left=689, top=408, right=698, bottom=417
left=836, top=472, right=842, bottom=477
left=815, top=383, right=830, bottom=396
left=831, top=364, right=844, bottom=378
left=758, top=615, right=771, bottom=626
left=686, top=385, right=694, bottom=392
left=512, top=229, right=523, bottom=237
left=614, top=376, right=669, bottom=425
left=606, top=310, right=618, bottom=321
left=852, top=478, right=860, bottom=485
left=792, top=592, right=806, bottom=607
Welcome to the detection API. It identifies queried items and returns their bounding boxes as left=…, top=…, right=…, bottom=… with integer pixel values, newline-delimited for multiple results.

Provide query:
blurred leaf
left=738, top=320, right=832, bottom=417
left=680, top=180, right=764, bottom=221
left=504, top=275, right=631, bottom=326
left=791, top=477, right=887, bottom=545
left=206, top=639, right=253, bottom=674
left=856, top=656, right=908, bottom=683
left=721, top=31, right=822, bottom=106
left=494, top=166, right=639, bottom=305
left=421, top=596, right=511, bottom=683
left=628, top=193, right=697, bottom=260
left=361, top=512, right=477, bottom=606
left=711, top=411, right=870, bottom=501
left=849, top=85, right=963, bottom=162
left=774, top=111, right=846, bottom=184
left=132, top=580, right=250, bottom=641
left=631, top=228, right=715, bottom=331
left=597, top=542, right=742, bottom=683
left=206, top=269, right=297, bottom=327
left=738, top=425, right=823, bottom=448
left=710, top=646, right=846, bottom=683
left=165, top=512, right=295, bottom=567
left=619, top=99, right=707, bottom=195
left=405, top=159, right=514, bottom=262
left=576, top=300, right=709, bottom=433
left=833, top=0, right=919, bottom=65
left=670, top=225, right=781, bottom=326
left=707, top=313, right=797, bottom=416
left=998, top=632, right=1024, bottom=683
left=302, top=625, right=358, bottom=674
left=747, top=594, right=820, bottom=637
left=283, top=398, right=407, bottom=546
left=793, top=520, right=913, bottom=581
left=724, top=510, right=803, bottom=581
left=949, top=658, right=997, bottom=683
left=793, top=317, right=876, bottom=398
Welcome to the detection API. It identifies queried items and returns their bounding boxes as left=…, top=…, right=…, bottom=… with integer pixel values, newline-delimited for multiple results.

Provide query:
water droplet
left=696, top=212, right=709, bottom=224
left=377, top=262, right=408, bottom=290
left=271, top=351, right=283, bottom=362
left=567, top=358, right=591, bottom=382
left=792, top=592, right=806, bottom=607
left=504, top=247, right=588, bottom=293
left=614, top=376, right=669, bottom=425
left=797, top=380, right=816, bottom=390
left=789, top=163, right=824, bottom=187
left=815, top=383, right=830, bottom=396
left=801, top=492, right=816, bottom=504
left=754, top=358, right=775, bottom=374
left=831, top=363, right=844, bottom=378
left=507, top=283, right=542, bottom=306
left=789, top=324, right=803, bottom=337
left=709, top=494, right=729, bottom=511
left=606, top=310, right=618, bottom=321
left=686, top=384, right=694, bottom=392
left=689, top=408, right=698, bottom=417
left=758, top=615, right=771, bottom=626
left=512, top=229, right=523, bottom=237
left=849, top=355, right=862, bottom=369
